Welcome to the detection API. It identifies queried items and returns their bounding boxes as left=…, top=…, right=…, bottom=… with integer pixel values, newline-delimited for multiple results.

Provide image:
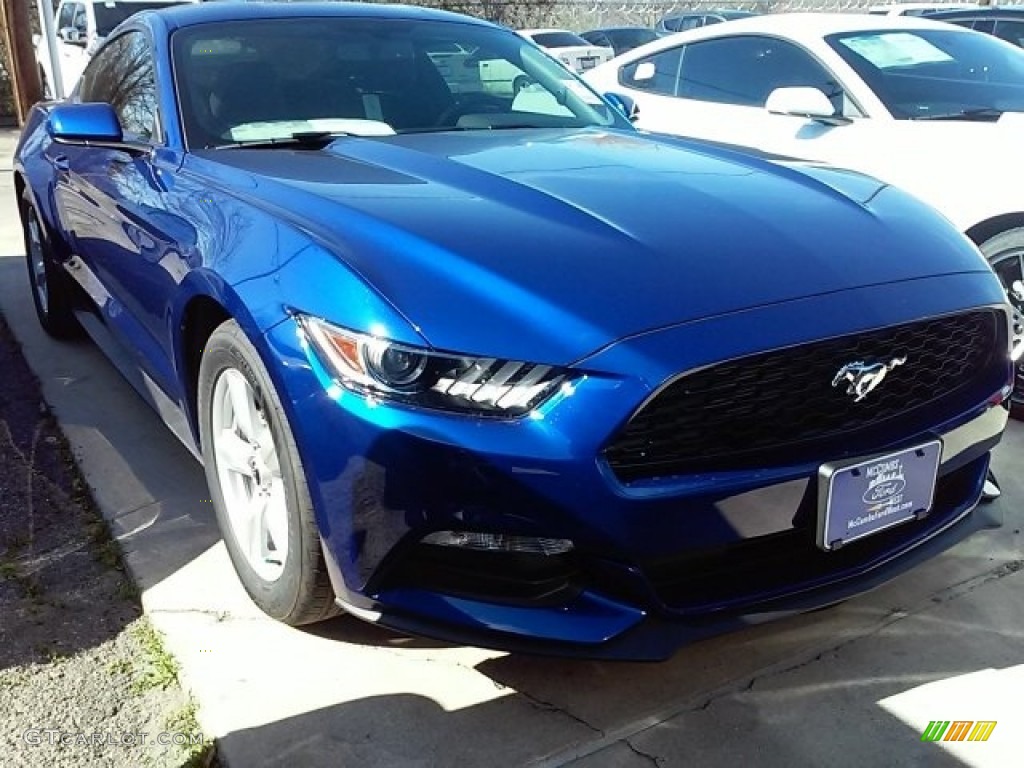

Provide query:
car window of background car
left=612, top=28, right=659, bottom=49
left=994, top=20, right=1024, bottom=47
left=94, top=2, right=186, bottom=37
left=171, top=19, right=624, bottom=147
left=828, top=29, right=1024, bottom=118
left=676, top=36, right=847, bottom=112
left=56, top=2, right=75, bottom=31
left=581, top=31, right=609, bottom=47
left=78, top=31, right=159, bottom=140
left=620, top=46, right=683, bottom=94
left=530, top=31, right=590, bottom=48
left=72, top=3, right=87, bottom=34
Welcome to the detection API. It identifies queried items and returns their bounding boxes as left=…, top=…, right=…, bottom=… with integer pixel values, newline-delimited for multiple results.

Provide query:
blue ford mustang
left=14, top=2, right=1014, bottom=659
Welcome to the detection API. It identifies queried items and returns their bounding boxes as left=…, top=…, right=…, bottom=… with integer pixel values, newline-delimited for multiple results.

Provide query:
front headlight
left=298, top=316, right=568, bottom=416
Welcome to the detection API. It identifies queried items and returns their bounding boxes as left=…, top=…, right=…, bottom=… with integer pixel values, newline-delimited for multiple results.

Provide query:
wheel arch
left=965, top=213, right=1024, bottom=248
left=177, top=292, right=232, bottom=442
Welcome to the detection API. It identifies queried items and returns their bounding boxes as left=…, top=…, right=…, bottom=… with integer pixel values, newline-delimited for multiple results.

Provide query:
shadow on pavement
left=0, top=314, right=141, bottom=670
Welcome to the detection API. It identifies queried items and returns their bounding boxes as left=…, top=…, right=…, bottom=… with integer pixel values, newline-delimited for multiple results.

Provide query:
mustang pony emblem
left=832, top=357, right=907, bottom=402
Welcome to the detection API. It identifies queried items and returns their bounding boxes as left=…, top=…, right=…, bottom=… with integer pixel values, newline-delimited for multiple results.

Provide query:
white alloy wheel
left=211, top=367, right=289, bottom=581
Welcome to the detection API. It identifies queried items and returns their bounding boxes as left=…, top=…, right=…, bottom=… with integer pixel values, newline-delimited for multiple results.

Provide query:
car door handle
left=53, top=155, right=69, bottom=172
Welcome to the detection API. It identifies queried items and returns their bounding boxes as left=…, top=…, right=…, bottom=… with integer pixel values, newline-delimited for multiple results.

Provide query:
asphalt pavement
left=0, top=128, right=1021, bottom=767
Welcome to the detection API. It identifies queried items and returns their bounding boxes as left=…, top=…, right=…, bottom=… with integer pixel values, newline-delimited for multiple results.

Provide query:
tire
left=198, top=319, right=339, bottom=625
left=19, top=187, right=81, bottom=338
left=39, top=68, right=52, bottom=100
left=979, top=227, right=1024, bottom=419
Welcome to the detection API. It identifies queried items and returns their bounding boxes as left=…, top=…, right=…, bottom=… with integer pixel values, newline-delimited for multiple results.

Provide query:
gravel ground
left=0, top=313, right=216, bottom=768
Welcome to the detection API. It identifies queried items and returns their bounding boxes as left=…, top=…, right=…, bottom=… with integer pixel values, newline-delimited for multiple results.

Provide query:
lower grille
left=644, top=458, right=982, bottom=614
left=606, top=310, right=1002, bottom=482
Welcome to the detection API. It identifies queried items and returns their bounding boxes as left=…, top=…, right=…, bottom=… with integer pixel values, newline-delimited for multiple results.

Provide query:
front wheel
left=198, top=319, right=339, bottom=625
left=979, top=227, right=1024, bottom=418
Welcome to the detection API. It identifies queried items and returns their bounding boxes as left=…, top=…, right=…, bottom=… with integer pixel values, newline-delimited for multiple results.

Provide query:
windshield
left=172, top=18, right=627, bottom=148
left=827, top=28, right=1024, bottom=118
left=605, top=28, right=659, bottom=49
left=530, top=31, right=590, bottom=48
left=94, top=1, right=186, bottom=37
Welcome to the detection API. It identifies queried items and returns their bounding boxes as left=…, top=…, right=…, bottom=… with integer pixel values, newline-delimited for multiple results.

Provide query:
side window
left=679, top=36, right=845, bottom=111
left=620, top=46, right=683, bottom=96
left=56, top=3, right=74, bottom=30
left=971, top=19, right=996, bottom=34
left=994, top=19, right=1024, bottom=47
left=71, top=3, right=87, bottom=35
left=682, top=17, right=703, bottom=30
left=79, top=32, right=159, bottom=141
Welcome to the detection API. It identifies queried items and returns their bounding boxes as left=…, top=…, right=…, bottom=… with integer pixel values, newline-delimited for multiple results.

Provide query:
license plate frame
left=817, top=440, right=942, bottom=552
left=579, top=56, right=598, bottom=70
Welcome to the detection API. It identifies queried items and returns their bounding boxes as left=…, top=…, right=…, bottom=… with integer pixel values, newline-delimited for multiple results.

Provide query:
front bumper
left=261, top=277, right=1011, bottom=660
left=333, top=406, right=1005, bottom=660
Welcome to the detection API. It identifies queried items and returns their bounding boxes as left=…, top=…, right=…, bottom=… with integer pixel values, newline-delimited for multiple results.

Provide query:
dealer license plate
left=817, top=440, right=941, bottom=551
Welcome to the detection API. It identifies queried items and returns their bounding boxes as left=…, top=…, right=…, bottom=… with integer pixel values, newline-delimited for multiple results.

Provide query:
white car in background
left=584, top=12, right=1024, bottom=406
left=867, top=2, right=976, bottom=15
left=519, top=28, right=613, bottom=73
left=35, top=0, right=191, bottom=98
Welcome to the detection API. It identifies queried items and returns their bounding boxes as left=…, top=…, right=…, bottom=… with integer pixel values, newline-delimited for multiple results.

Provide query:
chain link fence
left=0, top=0, right=974, bottom=121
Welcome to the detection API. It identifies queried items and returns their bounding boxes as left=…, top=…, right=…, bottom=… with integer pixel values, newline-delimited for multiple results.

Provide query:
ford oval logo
left=862, top=478, right=906, bottom=504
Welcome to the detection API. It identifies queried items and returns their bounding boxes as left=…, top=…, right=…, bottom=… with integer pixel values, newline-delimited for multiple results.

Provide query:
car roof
left=156, top=1, right=491, bottom=29
left=925, top=5, right=1024, bottom=16
left=584, top=26, right=654, bottom=33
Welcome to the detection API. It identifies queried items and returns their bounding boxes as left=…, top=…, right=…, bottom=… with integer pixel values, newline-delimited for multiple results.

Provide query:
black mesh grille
left=606, top=311, right=1001, bottom=483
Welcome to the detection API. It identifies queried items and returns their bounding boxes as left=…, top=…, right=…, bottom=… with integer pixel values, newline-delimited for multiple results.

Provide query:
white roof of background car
left=616, top=11, right=969, bottom=56
left=518, top=28, right=575, bottom=35
left=867, top=2, right=977, bottom=13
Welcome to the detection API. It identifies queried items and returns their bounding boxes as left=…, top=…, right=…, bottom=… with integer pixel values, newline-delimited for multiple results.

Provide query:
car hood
left=198, top=128, right=990, bottom=365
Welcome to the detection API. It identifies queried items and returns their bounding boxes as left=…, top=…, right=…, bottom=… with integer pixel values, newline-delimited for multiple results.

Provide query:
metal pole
left=36, top=0, right=62, bottom=98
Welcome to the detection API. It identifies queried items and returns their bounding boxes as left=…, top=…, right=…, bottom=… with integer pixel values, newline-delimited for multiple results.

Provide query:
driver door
left=50, top=29, right=193, bottom=399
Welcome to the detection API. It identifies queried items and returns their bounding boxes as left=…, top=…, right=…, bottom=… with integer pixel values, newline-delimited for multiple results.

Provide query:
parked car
left=656, top=10, right=756, bottom=34
left=34, top=0, right=192, bottom=98
left=581, top=26, right=659, bottom=56
left=585, top=13, right=1024, bottom=410
left=518, top=28, right=613, bottom=72
left=924, top=6, right=1024, bottom=47
left=15, top=2, right=1012, bottom=659
left=867, top=2, right=976, bottom=15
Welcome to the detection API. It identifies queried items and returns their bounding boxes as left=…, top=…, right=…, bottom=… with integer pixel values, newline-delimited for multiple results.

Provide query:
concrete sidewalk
left=1, top=127, right=1021, bottom=767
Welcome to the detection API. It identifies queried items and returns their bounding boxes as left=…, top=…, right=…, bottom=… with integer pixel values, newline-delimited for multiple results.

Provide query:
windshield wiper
left=910, top=107, right=1003, bottom=122
left=212, top=131, right=354, bottom=150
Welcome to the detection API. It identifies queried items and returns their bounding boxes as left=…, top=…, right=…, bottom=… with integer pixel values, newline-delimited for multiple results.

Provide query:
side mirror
left=47, top=102, right=123, bottom=143
left=605, top=92, right=639, bottom=122
left=765, top=87, right=851, bottom=126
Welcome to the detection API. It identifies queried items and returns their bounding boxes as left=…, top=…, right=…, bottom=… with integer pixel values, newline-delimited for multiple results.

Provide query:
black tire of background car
left=198, top=319, right=340, bottom=625
left=39, top=68, right=52, bottom=100
left=979, top=227, right=1024, bottom=420
left=19, top=187, right=81, bottom=338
